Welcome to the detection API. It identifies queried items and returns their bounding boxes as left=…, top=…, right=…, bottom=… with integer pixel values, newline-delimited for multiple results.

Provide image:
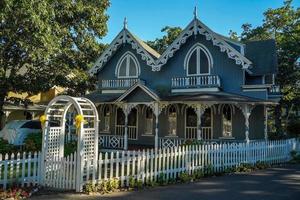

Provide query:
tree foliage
left=146, top=26, right=182, bottom=54
left=238, top=0, right=300, bottom=133
left=0, top=0, right=110, bottom=125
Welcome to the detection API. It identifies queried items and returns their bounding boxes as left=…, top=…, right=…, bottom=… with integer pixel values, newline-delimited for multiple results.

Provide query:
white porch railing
left=159, top=137, right=186, bottom=148
left=99, top=135, right=124, bottom=149
left=101, top=78, right=139, bottom=88
left=115, top=125, right=138, bottom=140
left=171, top=75, right=221, bottom=88
left=185, top=126, right=213, bottom=140
left=269, top=85, right=280, bottom=94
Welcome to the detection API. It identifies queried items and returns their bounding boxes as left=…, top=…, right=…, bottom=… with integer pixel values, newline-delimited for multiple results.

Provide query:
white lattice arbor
left=41, top=95, right=99, bottom=192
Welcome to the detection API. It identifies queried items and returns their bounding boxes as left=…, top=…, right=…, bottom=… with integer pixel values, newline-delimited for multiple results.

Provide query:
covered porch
left=87, top=83, right=274, bottom=150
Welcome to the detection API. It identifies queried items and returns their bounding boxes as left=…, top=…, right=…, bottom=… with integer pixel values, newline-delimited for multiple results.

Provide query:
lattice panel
left=46, top=127, right=62, bottom=159
left=82, top=128, right=96, bottom=160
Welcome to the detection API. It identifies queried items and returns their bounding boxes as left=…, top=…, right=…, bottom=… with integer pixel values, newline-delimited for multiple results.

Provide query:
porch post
left=264, top=105, right=268, bottom=140
left=124, top=113, right=128, bottom=150
left=240, top=104, right=253, bottom=143
left=153, top=102, right=160, bottom=149
left=196, top=107, right=204, bottom=140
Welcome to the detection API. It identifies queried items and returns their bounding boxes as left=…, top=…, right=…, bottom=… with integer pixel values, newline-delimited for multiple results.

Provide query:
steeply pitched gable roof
left=89, top=17, right=254, bottom=76
left=245, top=39, right=278, bottom=75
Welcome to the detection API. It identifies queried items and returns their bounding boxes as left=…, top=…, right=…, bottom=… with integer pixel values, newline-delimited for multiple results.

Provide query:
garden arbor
left=41, top=95, right=99, bottom=192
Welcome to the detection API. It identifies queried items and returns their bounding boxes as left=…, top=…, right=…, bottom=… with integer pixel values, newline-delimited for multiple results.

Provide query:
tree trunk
left=0, top=90, right=7, bottom=129
left=274, top=104, right=283, bottom=135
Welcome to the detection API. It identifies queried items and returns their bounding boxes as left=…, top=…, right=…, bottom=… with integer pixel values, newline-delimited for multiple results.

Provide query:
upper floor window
left=184, top=43, right=213, bottom=76
left=115, top=52, right=140, bottom=78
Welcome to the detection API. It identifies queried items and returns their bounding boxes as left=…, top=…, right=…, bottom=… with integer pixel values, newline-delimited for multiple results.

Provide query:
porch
left=97, top=101, right=269, bottom=150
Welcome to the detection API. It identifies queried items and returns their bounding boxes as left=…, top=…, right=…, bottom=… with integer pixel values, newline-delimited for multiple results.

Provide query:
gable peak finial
left=193, top=5, right=198, bottom=19
left=123, top=17, right=128, bottom=29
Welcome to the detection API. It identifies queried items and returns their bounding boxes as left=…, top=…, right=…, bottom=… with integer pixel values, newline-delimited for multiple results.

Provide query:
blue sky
left=100, top=0, right=300, bottom=43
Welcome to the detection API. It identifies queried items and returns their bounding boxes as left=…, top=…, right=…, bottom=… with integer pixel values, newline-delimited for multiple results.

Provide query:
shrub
left=178, top=172, right=191, bottom=183
left=24, top=132, right=42, bottom=152
left=193, top=169, right=204, bottom=179
left=287, top=120, right=300, bottom=137
left=64, top=140, right=77, bottom=157
left=135, top=180, right=143, bottom=190
left=83, top=182, right=96, bottom=194
left=0, top=138, right=18, bottom=154
left=129, top=176, right=136, bottom=189
left=157, top=173, right=168, bottom=186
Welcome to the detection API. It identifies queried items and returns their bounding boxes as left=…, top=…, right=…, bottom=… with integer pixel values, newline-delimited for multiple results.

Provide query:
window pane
left=145, top=118, right=153, bottom=134
left=188, top=50, right=197, bottom=75
left=168, top=106, right=177, bottom=135
left=118, top=58, right=127, bottom=77
left=128, top=57, right=137, bottom=76
left=104, top=116, right=110, bottom=131
left=200, top=50, right=209, bottom=74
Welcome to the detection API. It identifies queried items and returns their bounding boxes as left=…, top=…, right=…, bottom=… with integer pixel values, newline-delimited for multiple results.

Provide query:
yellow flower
left=39, top=115, right=47, bottom=126
left=75, top=114, right=86, bottom=129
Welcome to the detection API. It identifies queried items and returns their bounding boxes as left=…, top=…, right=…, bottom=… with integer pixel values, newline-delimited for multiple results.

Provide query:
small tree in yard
left=0, top=0, right=110, bottom=127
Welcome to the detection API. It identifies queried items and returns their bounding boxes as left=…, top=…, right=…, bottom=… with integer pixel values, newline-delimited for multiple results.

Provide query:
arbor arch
left=41, top=95, right=99, bottom=192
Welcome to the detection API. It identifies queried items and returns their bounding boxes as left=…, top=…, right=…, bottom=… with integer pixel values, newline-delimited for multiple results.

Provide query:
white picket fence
left=0, top=152, right=41, bottom=190
left=82, top=138, right=299, bottom=188
left=0, top=138, right=299, bottom=191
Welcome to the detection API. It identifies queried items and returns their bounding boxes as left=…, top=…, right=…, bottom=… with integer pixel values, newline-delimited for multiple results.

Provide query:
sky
left=100, top=0, right=300, bottom=44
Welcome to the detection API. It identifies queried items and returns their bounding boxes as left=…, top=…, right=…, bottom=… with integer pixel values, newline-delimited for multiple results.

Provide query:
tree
left=0, top=0, right=110, bottom=127
left=238, top=0, right=300, bottom=134
left=146, top=26, right=182, bottom=54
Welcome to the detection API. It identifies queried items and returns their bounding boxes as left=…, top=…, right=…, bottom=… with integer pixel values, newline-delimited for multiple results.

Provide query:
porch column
left=264, top=105, right=268, bottom=140
left=1, top=111, right=11, bottom=129
left=196, top=107, right=204, bottom=140
left=240, top=104, right=253, bottom=143
left=121, top=104, right=132, bottom=151
left=153, top=102, right=161, bottom=149
left=124, top=113, right=128, bottom=150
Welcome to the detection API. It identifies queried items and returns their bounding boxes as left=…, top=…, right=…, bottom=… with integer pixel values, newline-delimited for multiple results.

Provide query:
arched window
left=145, top=107, right=153, bottom=135
left=222, top=105, right=232, bottom=137
left=168, top=105, right=177, bottom=136
left=184, top=44, right=213, bottom=76
left=103, top=105, right=110, bottom=132
left=116, top=52, right=140, bottom=78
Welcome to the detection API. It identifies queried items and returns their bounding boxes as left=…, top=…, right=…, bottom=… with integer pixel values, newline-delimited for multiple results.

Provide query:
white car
left=0, top=120, right=42, bottom=146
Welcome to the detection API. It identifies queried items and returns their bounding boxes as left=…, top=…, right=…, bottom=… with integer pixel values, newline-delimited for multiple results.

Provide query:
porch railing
left=171, top=75, right=221, bottom=88
left=99, top=135, right=124, bottom=149
left=185, top=126, right=213, bottom=140
left=101, top=78, right=140, bottom=89
left=115, top=125, right=138, bottom=140
left=268, top=85, right=281, bottom=94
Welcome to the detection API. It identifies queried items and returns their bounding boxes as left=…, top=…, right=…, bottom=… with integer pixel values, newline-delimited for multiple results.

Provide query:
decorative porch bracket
left=150, top=102, right=168, bottom=149
left=237, top=104, right=254, bottom=143
left=117, top=103, right=136, bottom=150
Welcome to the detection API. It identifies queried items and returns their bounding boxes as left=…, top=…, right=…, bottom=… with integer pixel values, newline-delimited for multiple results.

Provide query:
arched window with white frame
left=115, top=52, right=140, bottom=78
left=184, top=43, right=213, bottom=76
left=222, top=105, right=232, bottom=137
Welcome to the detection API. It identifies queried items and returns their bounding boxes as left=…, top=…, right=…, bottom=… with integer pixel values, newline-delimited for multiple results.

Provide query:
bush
left=0, top=138, right=18, bottom=154
left=24, top=132, right=42, bottom=152
left=157, top=173, right=168, bottom=186
left=64, top=141, right=77, bottom=156
left=286, top=120, right=300, bottom=137
left=178, top=172, right=191, bottom=183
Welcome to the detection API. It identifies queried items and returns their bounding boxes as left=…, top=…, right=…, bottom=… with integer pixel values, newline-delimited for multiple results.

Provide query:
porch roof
left=86, top=91, right=276, bottom=105
left=163, top=92, right=277, bottom=104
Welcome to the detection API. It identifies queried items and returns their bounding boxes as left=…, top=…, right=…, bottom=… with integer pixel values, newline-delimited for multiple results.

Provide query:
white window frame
left=184, top=43, right=213, bottom=76
left=115, top=51, right=140, bottom=78
left=222, top=105, right=233, bottom=138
